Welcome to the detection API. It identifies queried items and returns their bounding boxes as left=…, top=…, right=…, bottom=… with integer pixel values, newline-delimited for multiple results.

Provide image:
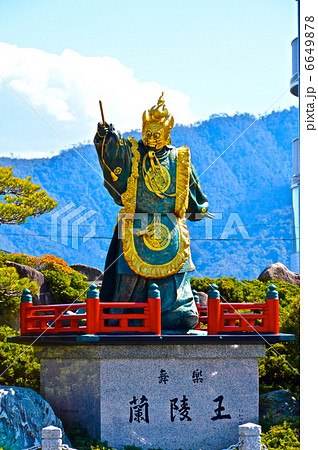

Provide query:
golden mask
left=142, top=92, right=174, bottom=150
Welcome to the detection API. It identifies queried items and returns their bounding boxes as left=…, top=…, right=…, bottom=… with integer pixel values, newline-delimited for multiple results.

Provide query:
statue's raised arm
left=94, top=109, right=133, bottom=206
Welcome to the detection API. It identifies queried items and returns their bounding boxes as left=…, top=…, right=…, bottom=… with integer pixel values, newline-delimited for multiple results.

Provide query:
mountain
left=0, top=107, right=298, bottom=279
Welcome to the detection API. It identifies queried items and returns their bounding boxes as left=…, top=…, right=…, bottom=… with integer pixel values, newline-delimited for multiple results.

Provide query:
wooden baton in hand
left=99, top=100, right=107, bottom=126
left=98, top=100, right=118, bottom=182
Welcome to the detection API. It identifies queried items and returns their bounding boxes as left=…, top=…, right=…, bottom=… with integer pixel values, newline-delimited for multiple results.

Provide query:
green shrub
left=260, top=416, right=300, bottom=434
left=41, top=268, right=87, bottom=303
left=191, top=276, right=300, bottom=396
left=259, top=287, right=299, bottom=396
left=190, top=276, right=299, bottom=306
left=90, top=447, right=110, bottom=450
left=67, top=422, right=111, bottom=450
left=191, top=276, right=256, bottom=302
left=68, top=423, right=163, bottom=450
left=0, top=251, right=30, bottom=267
left=0, top=266, right=38, bottom=308
left=259, top=344, right=299, bottom=396
left=0, top=252, right=88, bottom=305
left=262, top=421, right=300, bottom=449
left=0, top=325, right=40, bottom=392
left=0, top=267, right=38, bottom=328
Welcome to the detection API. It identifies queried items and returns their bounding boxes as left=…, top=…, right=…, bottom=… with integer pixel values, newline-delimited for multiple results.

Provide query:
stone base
left=35, top=340, right=265, bottom=450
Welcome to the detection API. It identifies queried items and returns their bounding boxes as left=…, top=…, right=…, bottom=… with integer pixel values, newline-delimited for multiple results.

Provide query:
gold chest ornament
left=142, top=150, right=176, bottom=198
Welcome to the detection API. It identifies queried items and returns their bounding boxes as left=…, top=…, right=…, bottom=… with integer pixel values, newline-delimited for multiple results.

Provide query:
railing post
left=266, top=284, right=280, bottom=334
left=147, top=283, right=161, bottom=335
left=239, top=422, right=262, bottom=450
left=42, top=425, right=62, bottom=450
left=20, top=289, right=33, bottom=335
left=86, top=284, right=100, bottom=334
left=207, top=284, right=221, bottom=335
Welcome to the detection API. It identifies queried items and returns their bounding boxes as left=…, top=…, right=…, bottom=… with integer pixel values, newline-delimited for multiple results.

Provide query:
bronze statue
left=94, top=93, right=209, bottom=330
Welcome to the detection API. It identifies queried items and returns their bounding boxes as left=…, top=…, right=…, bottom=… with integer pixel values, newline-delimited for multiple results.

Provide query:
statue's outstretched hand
left=97, top=122, right=115, bottom=137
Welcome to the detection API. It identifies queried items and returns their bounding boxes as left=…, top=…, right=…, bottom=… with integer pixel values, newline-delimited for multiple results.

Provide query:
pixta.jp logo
left=50, top=202, right=97, bottom=249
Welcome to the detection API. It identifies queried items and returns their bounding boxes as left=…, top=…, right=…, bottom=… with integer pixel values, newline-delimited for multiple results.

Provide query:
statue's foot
left=177, top=313, right=199, bottom=330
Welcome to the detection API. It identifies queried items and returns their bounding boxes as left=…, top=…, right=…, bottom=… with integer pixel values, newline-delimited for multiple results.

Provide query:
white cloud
left=0, top=42, right=197, bottom=157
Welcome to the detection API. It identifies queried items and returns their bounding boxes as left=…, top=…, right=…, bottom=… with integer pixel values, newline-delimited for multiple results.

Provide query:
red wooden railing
left=20, top=283, right=280, bottom=336
left=195, top=284, right=280, bottom=334
left=20, top=283, right=161, bottom=335
left=196, top=298, right=279, bottom=334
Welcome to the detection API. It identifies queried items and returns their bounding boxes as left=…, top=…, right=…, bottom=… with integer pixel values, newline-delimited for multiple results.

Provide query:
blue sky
left=0, top=0, right=298, bottom=157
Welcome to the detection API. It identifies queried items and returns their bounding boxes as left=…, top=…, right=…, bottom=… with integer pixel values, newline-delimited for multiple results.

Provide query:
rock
left=258, top=263, right=300, bottom=286
left=0, top=385, right=71, bottom=450
left=259, top=390, right=300, bottom=422
left=5, top=261, right=54, bottom=305
left=70, top=264, right=103, bottom=289
left=6, top=261, right=44, bottom=286
left=70, top=263, right=103, bottom=290
left=197, top=291, right=208, bottom=317
left=197, top=291, right=208, bottom=307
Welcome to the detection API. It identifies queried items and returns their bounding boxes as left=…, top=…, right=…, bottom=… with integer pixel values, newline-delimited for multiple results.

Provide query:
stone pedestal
left=239, top=423, right=262, bottom=450
left=35, top=338, right=265, bottom=450
left=42, top=426, right=63, bottom=450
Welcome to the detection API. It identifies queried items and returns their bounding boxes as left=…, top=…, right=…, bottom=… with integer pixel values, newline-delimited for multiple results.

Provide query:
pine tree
left=0, top=167, right=57, bottom=224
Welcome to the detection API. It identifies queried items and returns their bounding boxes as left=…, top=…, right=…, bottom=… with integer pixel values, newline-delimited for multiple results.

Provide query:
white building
left=290, top=1, right=300, bottom=274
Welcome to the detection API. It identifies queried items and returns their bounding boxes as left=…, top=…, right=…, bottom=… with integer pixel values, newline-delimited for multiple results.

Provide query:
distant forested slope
left=0, top=107, right=298, bottom=279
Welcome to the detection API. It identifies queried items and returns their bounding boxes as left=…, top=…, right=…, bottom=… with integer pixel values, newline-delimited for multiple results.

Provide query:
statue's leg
left=109, top=271, right=198, bottom=330
left=113, top=273, right=144, bottom=302
left=158, top=272, right=198, bottom=330
left=110, top=273, right=147, bottom=326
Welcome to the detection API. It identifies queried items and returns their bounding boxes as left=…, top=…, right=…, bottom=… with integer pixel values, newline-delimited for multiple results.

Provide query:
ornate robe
left=94, top=130, right=209, bottom=329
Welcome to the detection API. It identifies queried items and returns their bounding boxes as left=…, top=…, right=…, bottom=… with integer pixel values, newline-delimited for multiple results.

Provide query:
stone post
left=41, top=425, right=62, bottom=450
left=239, top=422, right=262, bottom=450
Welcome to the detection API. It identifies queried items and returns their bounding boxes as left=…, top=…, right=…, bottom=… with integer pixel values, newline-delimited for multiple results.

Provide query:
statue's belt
left=118, top=213, right=189, bottom=278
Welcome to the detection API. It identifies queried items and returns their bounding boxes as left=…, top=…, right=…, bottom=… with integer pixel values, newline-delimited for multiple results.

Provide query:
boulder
left=197, top=291, right=208, bottom=317
left=70, top=264, right=103, bottom=289
left=258, top=263, right=300, bottom=286
left=0, top=385, right=71, bottom=450
left=5, top=261, right=54, bottom=305
left=70, top=263, right=103, bottom=281
left=259, top=390, right=300, bottom=422
left=197, top=291, right=208, bottom=307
